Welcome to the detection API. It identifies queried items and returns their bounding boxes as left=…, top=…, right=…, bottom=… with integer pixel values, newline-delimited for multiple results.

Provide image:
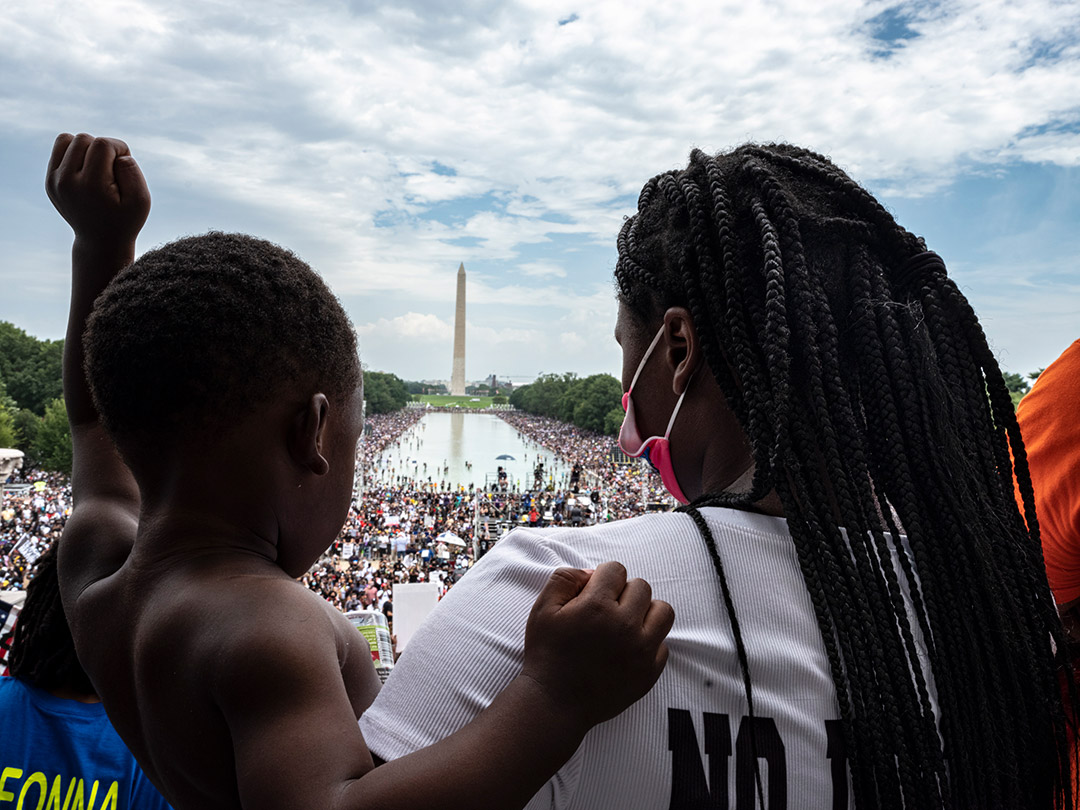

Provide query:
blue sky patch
left=866, top=5, right=921, bottom=58
left=1015, top=113, right=1080, bottom=140
left=373, top=210, right=402, bottom=228
left=445, top=235, right=485, bottom=248
left=1018, top=38, right=1070, bottom=71
left=413, top=192, right=506, bottom=225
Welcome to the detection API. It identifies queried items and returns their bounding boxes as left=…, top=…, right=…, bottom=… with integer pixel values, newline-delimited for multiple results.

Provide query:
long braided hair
left=615, top=144, right=1074, bottom=808
left=9, top=541, right=95, bottom=696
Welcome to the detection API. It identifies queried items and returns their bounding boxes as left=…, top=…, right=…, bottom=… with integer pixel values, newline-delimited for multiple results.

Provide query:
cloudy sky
left=2, top=0, right=1078, bottom=385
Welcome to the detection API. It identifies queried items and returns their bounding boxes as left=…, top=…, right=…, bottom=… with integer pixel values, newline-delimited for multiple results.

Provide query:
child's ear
left=289, top=393, right=330, bottom=477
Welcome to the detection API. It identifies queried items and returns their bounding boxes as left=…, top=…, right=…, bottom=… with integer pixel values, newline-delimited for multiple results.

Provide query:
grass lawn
left=417, top=395, right=496, bottom=409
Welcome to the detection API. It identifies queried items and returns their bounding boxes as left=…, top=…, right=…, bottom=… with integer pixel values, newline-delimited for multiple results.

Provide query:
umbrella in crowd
left=436, top=531, right=467, bottom=547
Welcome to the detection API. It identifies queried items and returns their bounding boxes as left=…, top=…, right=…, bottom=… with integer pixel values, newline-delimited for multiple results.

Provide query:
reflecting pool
left=367, top=411, right=572, bottom=490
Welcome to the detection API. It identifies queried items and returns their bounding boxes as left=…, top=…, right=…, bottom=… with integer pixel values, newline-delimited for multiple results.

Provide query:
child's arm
left=46, top=133, right=151, bottom=604
left=218, top=562, right=673, bottom=810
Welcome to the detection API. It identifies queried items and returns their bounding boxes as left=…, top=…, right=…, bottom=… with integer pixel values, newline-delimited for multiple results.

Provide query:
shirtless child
left=47, top=133, right=674, bottom=810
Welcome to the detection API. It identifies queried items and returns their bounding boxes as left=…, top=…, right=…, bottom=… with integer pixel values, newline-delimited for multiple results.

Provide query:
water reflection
left=369, top=412, right=570, bottom=490
left=449, top=411, right=464, bottom=467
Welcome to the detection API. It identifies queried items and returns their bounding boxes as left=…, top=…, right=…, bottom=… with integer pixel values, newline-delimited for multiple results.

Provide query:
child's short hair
left=85, top=232, right=360, bottom=458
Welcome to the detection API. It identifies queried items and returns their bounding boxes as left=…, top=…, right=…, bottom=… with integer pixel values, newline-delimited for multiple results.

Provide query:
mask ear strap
left=663, top=369, right=696, bottom=439
left=627, top=325, right=667, bottom=394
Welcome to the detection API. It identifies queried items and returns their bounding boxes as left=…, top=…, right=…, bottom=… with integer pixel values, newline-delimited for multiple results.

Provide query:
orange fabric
left=1016, top=340, right=1080, bottom=605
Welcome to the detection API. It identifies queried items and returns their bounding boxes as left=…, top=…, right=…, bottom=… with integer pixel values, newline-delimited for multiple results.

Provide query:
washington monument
left=451, top=262, right=466, bottom=396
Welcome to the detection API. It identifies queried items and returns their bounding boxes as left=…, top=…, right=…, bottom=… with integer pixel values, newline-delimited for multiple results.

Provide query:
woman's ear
left=663, top=307, right=701, bottom=395
left=289, top=393, right=330, bottom=476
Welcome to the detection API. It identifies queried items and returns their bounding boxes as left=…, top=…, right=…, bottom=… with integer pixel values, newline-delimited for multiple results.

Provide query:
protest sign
left=392, top=582, right=441, bottom=653
left=14, top=535, right=42, bottom=566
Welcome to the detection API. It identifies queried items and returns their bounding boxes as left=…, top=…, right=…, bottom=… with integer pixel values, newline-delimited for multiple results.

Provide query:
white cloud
left=356, top=312, right=450, bottom=342
left=518, top=262, right=566, bottom=278
left=2, top=0, right=1079, bottom=377
left=9, top=0, right=1079, bottom=239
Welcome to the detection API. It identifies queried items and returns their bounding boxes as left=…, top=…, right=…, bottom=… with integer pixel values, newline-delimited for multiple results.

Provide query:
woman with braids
left=362, top=144, right=1076, bottom=809
left=1, top=542, right=171, bottom=808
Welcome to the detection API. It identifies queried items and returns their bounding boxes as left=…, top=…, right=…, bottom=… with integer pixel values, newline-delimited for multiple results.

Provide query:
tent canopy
left=0, top=449, right=24, bottom=478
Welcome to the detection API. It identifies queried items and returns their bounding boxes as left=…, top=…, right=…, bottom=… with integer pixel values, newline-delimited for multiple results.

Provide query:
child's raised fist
left=46, top=133, right=151, bottom=248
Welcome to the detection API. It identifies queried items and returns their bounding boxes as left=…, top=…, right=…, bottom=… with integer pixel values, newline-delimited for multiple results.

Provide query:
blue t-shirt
left=0, top=676, right=171, bottom=809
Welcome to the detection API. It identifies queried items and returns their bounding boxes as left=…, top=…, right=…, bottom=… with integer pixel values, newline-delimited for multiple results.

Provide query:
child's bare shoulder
left=161, top=564, right=352, bottom=652
left=184, top=567, right=381, bottom=716
left=89, top=557, right=353, bottom=679
left=86, top=559, right=381, bottom=807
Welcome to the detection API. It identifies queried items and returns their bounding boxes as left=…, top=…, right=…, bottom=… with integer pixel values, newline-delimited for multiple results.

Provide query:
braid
left=9, top=542, right=95, bottom=696
left=685, top=504, right=766, bottom=808
left=620, top=143, right=1075, bottom=808
left=693, top=149, right=776, bottom=504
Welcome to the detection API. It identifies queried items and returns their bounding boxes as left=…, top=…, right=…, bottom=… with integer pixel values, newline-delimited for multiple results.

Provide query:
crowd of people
left=2, top=407, right=671, bottom=632
left=496, top=410, right=672, bottom=516
left=300, top=407, right=672, bottom=619
left=0, top=468, right=70, bottom=591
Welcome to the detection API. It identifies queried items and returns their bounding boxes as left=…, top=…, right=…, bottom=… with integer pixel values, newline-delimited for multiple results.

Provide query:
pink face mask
left=618, top=325, right=691, bottom=505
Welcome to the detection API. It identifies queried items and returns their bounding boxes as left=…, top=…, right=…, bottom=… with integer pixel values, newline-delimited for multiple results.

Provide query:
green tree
left=492, top=395, right=508, bottom=405
left=512, top=372, right=622, bottom=433
left=13, top=409, right=41, bottom=460
left=34, top=398, right=73, bottom=473
left=0, top=377, right=18, bottom=448
left=0, top=321, right=64, bottom=415
left=603, top=406, right=624, bottom=437
left=1002, top=372, right=1030, bottom=395
left=0, top=405, right=15, bottom=449
left=555, top=379, right=580, bottom=423
left=509, top=385, right=530, bottom=410
left=363, top=371, right=412, bottom=415
left=1002, top=371, right=1031, bottom=410
left=567, top=374, right=621, bottom=434
left=520, top=373, right=575, bottom=419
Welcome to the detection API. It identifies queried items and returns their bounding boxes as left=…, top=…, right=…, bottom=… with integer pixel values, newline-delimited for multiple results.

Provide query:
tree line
left=363, top=370, right=412, bottom=414
left=0, top=317, right=1046, bottom=472
left=509, top=366, right=1050, bottom=438
left=509, top=373, right=623, bottom=436
left=0, top=320, right=423, bottom=474
left=0, top=321, right=71, bottom=472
